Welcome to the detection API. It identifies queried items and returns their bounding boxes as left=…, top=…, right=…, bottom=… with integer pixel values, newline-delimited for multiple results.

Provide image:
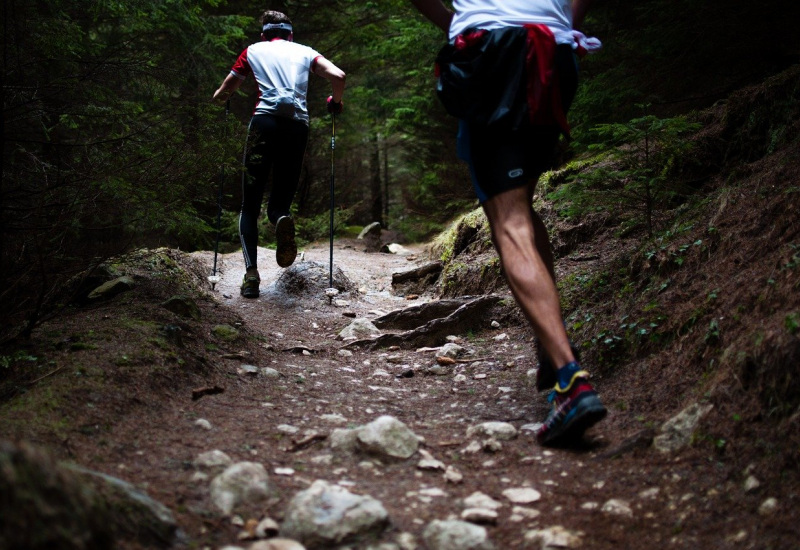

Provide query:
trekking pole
left=209, top=99, right=230, bottom=290
left=328, top=112, right=336, bottom=288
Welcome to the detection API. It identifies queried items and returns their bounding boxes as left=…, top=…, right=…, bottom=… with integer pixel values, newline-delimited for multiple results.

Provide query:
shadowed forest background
left=2, top=0, right=799, bottom=340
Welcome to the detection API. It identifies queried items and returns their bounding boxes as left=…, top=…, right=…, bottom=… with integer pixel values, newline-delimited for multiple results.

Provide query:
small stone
left=419, top=487, right=447, bottom=498
left=277, top=424, right=300, bottom=435
left=338, top=349, right=354, bottom=357
left=511, top=506, right=541, bottom=519
left=743, top=475, right=761, bottom=493
left=502, top=487, right=541, bottom=504
left=524, top=526, right=583, bottom=548
left=261, top=367, right=281, bottom=378
left=195, top=418, right=212, bottom=430
left=490, top=321, right=500, bottom=328
left=462, top=441, right=482, bottom=454
left=601, top=499, right=633, bottom=517
left=444, top=465, right=464, bottom=484
left=467, top=422, right=518, bottom=441
left=463, top=491, right=502, bottom=511
left=758, top=497, right=778, bottom=516
left=639, top=487, right=660, bottom=499
left=239, top=364, right=259, bottom=375
left=493, top=333, right=508, bottom=341
left=417, top=449, right=445, bottom=471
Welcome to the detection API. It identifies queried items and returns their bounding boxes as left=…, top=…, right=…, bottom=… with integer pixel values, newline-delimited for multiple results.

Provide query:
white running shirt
left=230, top=39, right=322, bottom=124
left=449, top=0, right=574, bottom=41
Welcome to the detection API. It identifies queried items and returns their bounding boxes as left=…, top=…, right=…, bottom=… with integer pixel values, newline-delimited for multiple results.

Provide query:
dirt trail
left=172, top=240, right=791, bottom=549
left=2, top=238, right=796, bottom=550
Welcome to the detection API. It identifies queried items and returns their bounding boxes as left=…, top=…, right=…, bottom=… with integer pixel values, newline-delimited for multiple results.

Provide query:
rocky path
left=2, top=239, right=789, bottom=550
left=159, top=239, right=784, bottom=550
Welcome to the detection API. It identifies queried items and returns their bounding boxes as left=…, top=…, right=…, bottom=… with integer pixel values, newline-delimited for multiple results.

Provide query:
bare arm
left=312, top=57, right=347, bottom=103
left=409, top=0, right=453, bottom=33
left=212, top=73, right=243, bottom=103
left=572, top=0, right=594, bottom=31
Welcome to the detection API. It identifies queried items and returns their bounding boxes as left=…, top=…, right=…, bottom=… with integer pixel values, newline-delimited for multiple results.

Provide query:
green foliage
left=556, top=105, right=701, bottom=236
left=1, top=0, right=247, bottom=341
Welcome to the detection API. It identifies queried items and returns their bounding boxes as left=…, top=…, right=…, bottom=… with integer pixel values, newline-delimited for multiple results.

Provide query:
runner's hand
left=327, top=96, right=343, bottom=114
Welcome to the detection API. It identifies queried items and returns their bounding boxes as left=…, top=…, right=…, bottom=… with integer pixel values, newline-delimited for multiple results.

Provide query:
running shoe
left=275, top=215, right=297, bottom=268
left=240, top=273, right=260, bottom=298
left=536, top=363, right=606, bottom=446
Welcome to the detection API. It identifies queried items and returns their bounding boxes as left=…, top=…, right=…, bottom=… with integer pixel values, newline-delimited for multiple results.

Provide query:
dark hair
left=260, top=10, right=293, bottom=40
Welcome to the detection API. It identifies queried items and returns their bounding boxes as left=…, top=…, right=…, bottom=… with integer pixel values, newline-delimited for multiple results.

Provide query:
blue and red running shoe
left=536, top=362, right=606, bottom=446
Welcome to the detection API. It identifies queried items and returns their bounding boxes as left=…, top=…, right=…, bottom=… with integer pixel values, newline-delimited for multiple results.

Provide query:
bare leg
left=482, top=184, right=574, bottom=370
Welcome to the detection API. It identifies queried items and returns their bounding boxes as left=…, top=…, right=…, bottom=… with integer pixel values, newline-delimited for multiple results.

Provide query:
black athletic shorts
left=457, top=44, right=578, bottom=203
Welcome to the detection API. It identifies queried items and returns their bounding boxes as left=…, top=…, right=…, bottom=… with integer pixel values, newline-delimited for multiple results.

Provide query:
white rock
left=511, top=506, right=541, bottom=519
left=239, top=364, right=259, bottom=375
left=439, top=343, right=465, bottom=358
left=422, top=519, right=494, bottom=550
left=467, top=422, right=518, bottom=441
left=357, top=415, right=420, bottom=460
left=759, top=497, right=778, bottom=516
left=249, top=539, right=307, bottom=550
left=338, top=318, right=381, bottom=340
left=419, top=487, right=447, bottom=498
left=502, top=487, right=541, bottom=504
left=310, top=454, right=333, bottom=465
left=277, top=424, right=300, bottom=435
left=209, top=462, right=271, bottom=516
left=519, top=423, right=542, bottom=434
left=444, top=465, right=464, bottom=484
left=653, top=402, right=714, bottom=453
left=524, top=525, right=583, bottom=548
left=195, top=418, right=212, bottom=430
left=638, top=487, right=660, bottom=499
left=492, top=333, right=508, bottom=341
left=194, top=450, right=233, bottom=471
left=396, top=532, right=418, bottom=550
left=580, top=502, right=599, bottom=510
left=417, top=449, right=445, bottom=471
left=743, top=475, right=761, bottom=493
left=274, top=467, right=295, bottom=476
left=261, top=367, right=281, bottom=378
left=281, top=480, right=389, bottom=547
left=337, top=349, right=354, bottom=357
left=463, top=491, right=502, bottom=511
left=462, top=441, right=482, bottom=454
left=329, top=428, right=361, bottom=455
left=601, top=498, right=633, bottom=517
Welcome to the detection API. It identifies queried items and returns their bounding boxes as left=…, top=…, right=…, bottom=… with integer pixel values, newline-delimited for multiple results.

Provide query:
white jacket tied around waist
left=449, top=0, right=602, bottom=53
